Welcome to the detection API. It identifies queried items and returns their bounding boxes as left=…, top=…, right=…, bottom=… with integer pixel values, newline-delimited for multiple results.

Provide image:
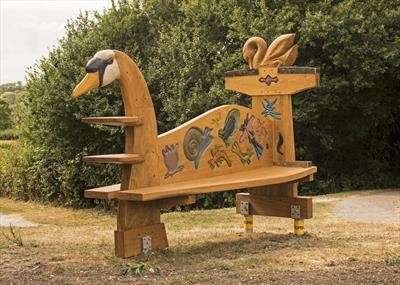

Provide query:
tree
left=0, top=100, right=12, bottom=130
left=1, top=0, right=398, bottom=207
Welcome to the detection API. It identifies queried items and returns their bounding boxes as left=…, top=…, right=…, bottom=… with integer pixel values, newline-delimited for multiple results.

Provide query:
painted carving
left=183, top=126, right=213, bottom=169
left=239, top=114, right=264, bottom=159
left=218, top=109, right=240, bottom=147
left=231, top=141, right=254, bottom=166
left=248, top=130, right=263, bottom=160
left=255, top=119, right=268, bottom=143
left=162, top=144, right=184, bottom=179
left=242, top=33, right=298, bottom=69
left=239, top=114, right=255, bottom=143
left=208, top=145, right=232, bottom=170
left=259, top=75, right=279, bottom=86
left=261, top=98, right=281, bottom=120
left=277, top=132, right=284, bottom=155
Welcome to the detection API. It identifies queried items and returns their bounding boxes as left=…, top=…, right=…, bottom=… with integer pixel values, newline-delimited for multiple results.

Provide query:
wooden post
left=226, top=64, right=320, bottom=235
left=243, top=215, right=253, bottom=233
left=294, top=219, right=305, bottom=235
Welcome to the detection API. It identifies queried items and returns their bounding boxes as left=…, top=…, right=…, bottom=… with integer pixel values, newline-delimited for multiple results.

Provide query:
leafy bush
left=1, top=0, right=399, bottom=208
left=0, top=101, right=12, bottom=130
left=0, top=129, right=18, bottom=140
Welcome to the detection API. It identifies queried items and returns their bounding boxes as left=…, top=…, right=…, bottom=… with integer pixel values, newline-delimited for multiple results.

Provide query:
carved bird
left=242, top=36, right=268, bottom=69
left=242, top=34, right=299, bottom=69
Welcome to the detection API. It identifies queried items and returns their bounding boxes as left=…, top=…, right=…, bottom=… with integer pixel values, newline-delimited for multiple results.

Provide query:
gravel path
left=332, top=190, right=400, bottom=223
left=0, top=214, right=40, bottom=227
left=1, top=189, right=399, bottom=227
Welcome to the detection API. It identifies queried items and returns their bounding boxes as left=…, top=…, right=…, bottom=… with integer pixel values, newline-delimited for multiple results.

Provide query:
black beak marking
left=85, top=57, right=114, bottom=87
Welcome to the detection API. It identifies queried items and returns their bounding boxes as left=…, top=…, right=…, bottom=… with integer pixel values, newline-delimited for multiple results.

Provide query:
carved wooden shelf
left=84, top=184, right=121, bottom=200
left=81, top=116, right=144, bottom=126
left=83, top=154, right=144, bottom=164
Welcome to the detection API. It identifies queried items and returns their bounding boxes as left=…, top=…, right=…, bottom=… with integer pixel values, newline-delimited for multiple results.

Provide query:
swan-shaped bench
left=72, top=34, right=320, bottom=257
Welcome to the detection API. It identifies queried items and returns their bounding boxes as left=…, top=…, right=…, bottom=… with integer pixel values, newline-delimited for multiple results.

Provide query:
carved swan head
left=72, top=50, right=120, bottom=98
left=242, top=37, right=268, bottom=70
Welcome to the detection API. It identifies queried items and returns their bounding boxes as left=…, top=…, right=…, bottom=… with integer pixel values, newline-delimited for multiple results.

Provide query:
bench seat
left=116, top=165, right=317, bottom=201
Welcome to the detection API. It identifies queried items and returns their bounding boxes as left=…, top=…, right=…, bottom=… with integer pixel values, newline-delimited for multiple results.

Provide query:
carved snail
left=183, top=127, right=213, bottom=169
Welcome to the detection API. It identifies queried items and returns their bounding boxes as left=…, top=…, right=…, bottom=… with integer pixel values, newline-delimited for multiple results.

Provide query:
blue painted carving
left=261, top=98, right=281, bottom=120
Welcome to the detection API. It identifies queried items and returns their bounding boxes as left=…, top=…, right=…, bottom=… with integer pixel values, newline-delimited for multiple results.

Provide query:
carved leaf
left=262, top=45, right=298, bottom=67
left=279, top=44, right=298, bottom=66
left=262, top=33, right=296, bottom=64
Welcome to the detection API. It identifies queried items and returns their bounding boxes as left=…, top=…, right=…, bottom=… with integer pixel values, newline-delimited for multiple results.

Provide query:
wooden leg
left=236, top=193, right=312, bottom=219
left=250, top=182, right=298, bottom=197
left=243, top=215, right=253, bottom=233
left=115, top=223, right=168, bottom=258
left=115, top=200, right=168, bottom=258
left=242, top=183, right=312, bottom=235
left=114, top=196, right=195, bottom=258
left=294, top=219, right=305, bottom=235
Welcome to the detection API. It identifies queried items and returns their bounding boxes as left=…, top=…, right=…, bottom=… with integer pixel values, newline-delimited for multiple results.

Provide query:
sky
left=0, top=0, right=111, bottom=84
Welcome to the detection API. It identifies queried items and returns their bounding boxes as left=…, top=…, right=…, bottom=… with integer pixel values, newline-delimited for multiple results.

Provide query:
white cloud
left=0, top=0, right=110, bottom=84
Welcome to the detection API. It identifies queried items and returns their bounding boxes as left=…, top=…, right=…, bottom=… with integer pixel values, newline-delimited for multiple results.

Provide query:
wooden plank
left=153, top=195, right=196, bottom=209
left=277, top=67, right=320, bottom=74
left=157, top=105, right=274, bottom=185
left=115, top=50, right=160, bottom=191
left=251, top=94, right=298, bottom=197
left=117, top=200, right=161, bottom=230
left=236, top=193, right=313, bottom=219
left=112, top=51, right=161, bottom=232
left=273, top=161, right=312, bottom=168
left=84, top=184, right=120, bottom=200
left=81, top=116, right=144, bottom=126
left=82, top=153, right=144, bottom=164
left=117, top=166, right=317, bottom=201
left=114, top=223, right=168, bottom=258
left=224, top=67, right=320, bottom=96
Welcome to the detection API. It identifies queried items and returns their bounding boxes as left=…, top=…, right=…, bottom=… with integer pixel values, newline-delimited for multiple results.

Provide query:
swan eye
left=85, top=57, right=115, bottom=87
left=85, top=57, right=113, bottom=73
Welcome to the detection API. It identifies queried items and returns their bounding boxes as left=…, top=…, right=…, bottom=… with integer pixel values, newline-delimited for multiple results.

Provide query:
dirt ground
left=1, top=189, right=399, bottom=284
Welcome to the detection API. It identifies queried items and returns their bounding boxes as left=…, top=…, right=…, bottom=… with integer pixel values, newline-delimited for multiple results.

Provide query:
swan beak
left=71, top=72, right=100, bottom=98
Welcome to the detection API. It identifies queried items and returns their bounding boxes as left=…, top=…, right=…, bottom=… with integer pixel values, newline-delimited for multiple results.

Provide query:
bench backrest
left=156, top=66, right=319, bottom=186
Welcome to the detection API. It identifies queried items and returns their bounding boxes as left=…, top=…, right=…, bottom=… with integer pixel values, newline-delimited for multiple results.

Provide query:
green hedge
left=0, top=129, right=19, bottom=140
left=1, top=0, right=399, bottom=208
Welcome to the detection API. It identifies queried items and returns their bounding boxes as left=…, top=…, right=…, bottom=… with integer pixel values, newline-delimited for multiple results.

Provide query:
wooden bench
left=71, top=34, right=320, bottom=258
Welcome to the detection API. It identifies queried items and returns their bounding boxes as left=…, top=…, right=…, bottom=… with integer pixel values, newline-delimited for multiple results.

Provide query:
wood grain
left=117, top=166, right=317, bottom=201
left=273, top=161, right=312, bottom=168
left=236, top=193, right=313, bottom=219
left=114, top=223, right=168, bottom=258
left=157, top=105, right=274, bottom=185
left=225, top=67, right=320, bottom=96
left=84, top=184, right=120, bottom=200
left=82, top=153, right=144, bottom=164
left=81, top=116, right=144, bottom=126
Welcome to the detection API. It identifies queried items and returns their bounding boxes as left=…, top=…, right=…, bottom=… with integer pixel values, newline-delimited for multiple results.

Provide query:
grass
left=0, top=190, right=399, bottom=284
left=1, top=224, right=23, bottom=246
left=386, top=255, right=400, bottom=266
